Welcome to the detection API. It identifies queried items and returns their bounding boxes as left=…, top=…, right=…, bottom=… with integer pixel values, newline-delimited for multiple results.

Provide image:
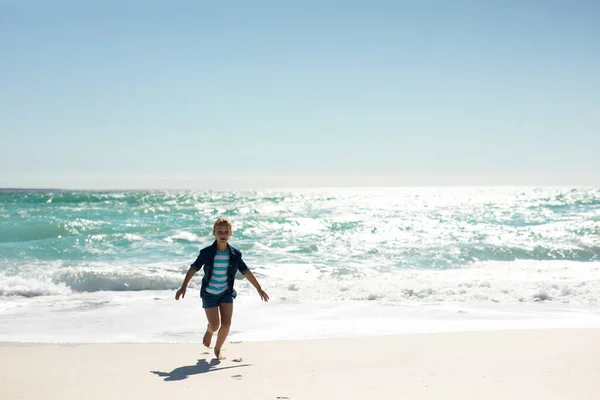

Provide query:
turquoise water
left=1, top=187, right=599, bottom=300
left=2, top=186, right=600, bottom=343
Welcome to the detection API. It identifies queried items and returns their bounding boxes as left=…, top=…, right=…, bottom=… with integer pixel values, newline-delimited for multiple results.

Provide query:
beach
left=5, top=0, right=600, bottom=396
left=2, top=188, right=599, bottom=398
left=2, top=328, right=599, bottom=400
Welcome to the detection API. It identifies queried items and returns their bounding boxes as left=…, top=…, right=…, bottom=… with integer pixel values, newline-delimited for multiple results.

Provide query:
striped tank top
left=205, top=250, right=229, bottom=295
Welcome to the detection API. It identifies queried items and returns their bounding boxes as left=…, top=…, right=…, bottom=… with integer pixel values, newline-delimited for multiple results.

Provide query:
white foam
left=252, top=260, right=600, bottom=305
left=0, top=274, right=71, bottom=297
left=2, top=259, right=599, bottom=307
left=0, top=262, right=191, bottom=296
left=164, top=231, right=203, bottom=244
left=2, top=290, right=600, bottom=343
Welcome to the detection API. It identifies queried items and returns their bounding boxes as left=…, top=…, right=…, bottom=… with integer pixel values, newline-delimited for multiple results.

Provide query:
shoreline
left=4, top=289, right=600, bottom=344
left=2, top=328, right=599, bottom=399
left=0, top=324, right=597, bottom=346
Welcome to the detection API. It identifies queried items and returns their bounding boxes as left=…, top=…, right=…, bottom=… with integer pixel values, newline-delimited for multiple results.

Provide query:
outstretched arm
left=175, top=267, right=197, bottom=300
left=244, top=271, right=269, bottom=302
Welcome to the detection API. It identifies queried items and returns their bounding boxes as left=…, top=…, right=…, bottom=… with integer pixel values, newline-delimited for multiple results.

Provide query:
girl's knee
left=220, top=320, right=231, bottom=329
left=208, top=322, right=220, bottom=333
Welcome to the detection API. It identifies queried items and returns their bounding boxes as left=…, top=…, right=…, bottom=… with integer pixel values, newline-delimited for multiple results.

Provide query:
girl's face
left=213, top=224, right=232, bottom=243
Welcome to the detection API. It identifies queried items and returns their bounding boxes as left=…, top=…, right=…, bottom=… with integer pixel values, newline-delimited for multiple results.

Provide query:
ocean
left=1, top=187, right=599, bottom=342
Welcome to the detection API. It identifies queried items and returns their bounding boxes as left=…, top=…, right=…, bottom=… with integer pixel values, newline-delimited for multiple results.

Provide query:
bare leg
left=214, top=302, right=233, bottom=360
left=203, top=307, right=220, bottom=348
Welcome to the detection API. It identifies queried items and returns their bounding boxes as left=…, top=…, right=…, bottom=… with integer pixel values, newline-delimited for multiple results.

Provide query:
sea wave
left=1, top=187, right=599, bottom=301
left=2, top=259, right=599, bottom=307
left=0, top=263, right=187, bottom=297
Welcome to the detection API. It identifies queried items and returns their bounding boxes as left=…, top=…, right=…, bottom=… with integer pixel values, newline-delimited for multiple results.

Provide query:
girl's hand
left=257, top=288, right=269, bottom=302
left=175, top=287, right=186, bottom=300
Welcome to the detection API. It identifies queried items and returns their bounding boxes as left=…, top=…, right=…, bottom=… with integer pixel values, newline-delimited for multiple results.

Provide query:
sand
left=1, top=329, right=599, bottom=400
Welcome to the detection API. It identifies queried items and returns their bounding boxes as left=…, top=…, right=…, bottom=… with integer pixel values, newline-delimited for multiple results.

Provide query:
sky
left=1, top=0, right=599, bottom=189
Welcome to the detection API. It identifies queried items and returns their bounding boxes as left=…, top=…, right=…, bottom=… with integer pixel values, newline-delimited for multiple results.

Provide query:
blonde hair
left=213, top=217, right=232, bottom=232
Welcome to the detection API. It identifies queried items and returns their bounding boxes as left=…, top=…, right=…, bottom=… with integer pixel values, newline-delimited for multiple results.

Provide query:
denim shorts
left=201, top=291, right=234, bottom=309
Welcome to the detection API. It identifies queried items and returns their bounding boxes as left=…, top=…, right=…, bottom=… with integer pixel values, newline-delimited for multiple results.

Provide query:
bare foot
left=203, top=330, right=213, bottom=348
left=215, top=347, right=226, bottom=360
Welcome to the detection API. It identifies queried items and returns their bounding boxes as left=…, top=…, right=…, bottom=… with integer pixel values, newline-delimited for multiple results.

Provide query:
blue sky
left=1, top=0, right=599, bottom=189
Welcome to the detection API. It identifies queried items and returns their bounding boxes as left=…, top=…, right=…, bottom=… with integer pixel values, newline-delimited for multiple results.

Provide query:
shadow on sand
left=151, top=358, right=251, bottom=381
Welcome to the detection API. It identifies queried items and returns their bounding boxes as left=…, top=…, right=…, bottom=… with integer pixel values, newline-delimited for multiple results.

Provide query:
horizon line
left=1, top=183, right=597, bottom=192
